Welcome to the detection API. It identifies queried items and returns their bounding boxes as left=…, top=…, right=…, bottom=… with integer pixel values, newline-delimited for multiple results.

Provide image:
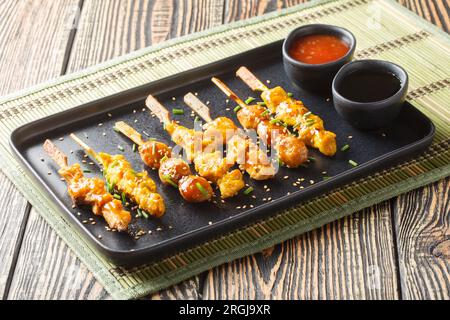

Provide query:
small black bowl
left=332, top=59, right=409, bottom=130
left=282, top=24, right=356, bottom=94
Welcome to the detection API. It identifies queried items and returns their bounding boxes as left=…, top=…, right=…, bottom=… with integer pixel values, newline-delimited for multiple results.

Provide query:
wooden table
left=0, top=0, right=448, bottom=300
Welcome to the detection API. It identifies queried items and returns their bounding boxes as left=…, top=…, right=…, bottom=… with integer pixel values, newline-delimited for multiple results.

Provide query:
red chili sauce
left=288, top=34, right=349, bottom=64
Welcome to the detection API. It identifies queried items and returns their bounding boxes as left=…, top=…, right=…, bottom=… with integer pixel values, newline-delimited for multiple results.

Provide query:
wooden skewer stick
left=183, top=93, right=213, bottom=123
left=236, top=66, right=268, bottom=92
left=43, top=139, right=68, bottom=168
left=211, top=77, right=249, bottom=109
left=145, top=95, right=171, bottom=124
left=69, top=133, right=100, bottom=164
left=114, top=121, right=145, bottom=146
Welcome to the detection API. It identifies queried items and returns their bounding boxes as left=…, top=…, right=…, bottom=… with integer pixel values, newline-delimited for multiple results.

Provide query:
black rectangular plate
left=10, top=40, right=435, bottom=266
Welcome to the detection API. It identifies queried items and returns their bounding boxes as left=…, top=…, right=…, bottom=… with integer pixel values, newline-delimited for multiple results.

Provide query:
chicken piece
left=244, top=142, right=276, bottom=180
left=274, top=100, right=308, bottom=126
left=158, top=157, right=191, bottom=186
left=139, top=140, right=171, bottom=169
left=58, top=163, right=131, bottom=231
left=98, top=153, right=165, bottom=217
left=260, top=86, right=290, bottom=113
left=217, top=169, right=245, bottom=198
left=179, top=175, right=214, bottom=202
left=236, top=104, right=267, bottom=130
left=256, top=119, right=289, bottom=146
left=194, top=151, right=233, bottom=183
left=294, top=114, right=336, bottom=156
left=203, top=116, right=238, bottom=144
left=227, top=134, right=275, bottom=180
left=276, top=136, right=308, bottom=168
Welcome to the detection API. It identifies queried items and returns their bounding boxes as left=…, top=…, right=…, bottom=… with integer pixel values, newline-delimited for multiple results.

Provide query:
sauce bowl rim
left=282, top=23, right=356, bottom=69
left=332, top=59, right=409, bottom=107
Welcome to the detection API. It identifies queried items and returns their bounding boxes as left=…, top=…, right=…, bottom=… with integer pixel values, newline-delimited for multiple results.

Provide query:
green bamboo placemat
left=0, top=0, right=449, bottom=299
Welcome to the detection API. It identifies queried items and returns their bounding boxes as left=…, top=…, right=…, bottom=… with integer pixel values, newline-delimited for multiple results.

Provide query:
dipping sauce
left=337, top=70, right=401, bottom=103
left=288, top=34, right=349, bottom=64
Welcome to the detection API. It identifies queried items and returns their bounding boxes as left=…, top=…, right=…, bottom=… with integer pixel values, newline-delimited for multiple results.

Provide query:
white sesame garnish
left=310, top=180, right=315, bottom=184
left=266, top=80, right=271, bottom=84
left=98, top=123, right=103, bottom=126
left=348, top=135, right=353, bottom=139
left=102, top=132, right=106, bottom=136
left=133, top=109, right=137, bottom=114
left=284, top=176, right=289, bottom=179
left=107, top=113, right=112, bottom=117
left=208, top=221, right=212, bottom=225
left=172, top=97, right=176, bottom=101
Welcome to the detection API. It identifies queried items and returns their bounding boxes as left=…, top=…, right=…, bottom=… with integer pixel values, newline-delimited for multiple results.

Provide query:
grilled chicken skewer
left=146, top=95, right=245, bottom=199
left=184, top=92, right=275, bottom=180
left=114, top=121, right=213, bottom=203
left=70, top=133, right=166, bottom=217
left=236, top=66, right=337, bottom=156
left=211, top=77, right=309, bottom=168
left=43, top=139, right=131, bottom=231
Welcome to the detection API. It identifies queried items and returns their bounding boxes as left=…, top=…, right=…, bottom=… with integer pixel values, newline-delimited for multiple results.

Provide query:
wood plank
left=398, top=1, right=449, bottom=32
left=204, top=203, right=400, bottom=299
left=394, top=177, right=450, bottom=299
left=202, top=0, right=400, bottom=300
left=0, top=0, right=81, bottom=298
left=7, top=0, right=224, bottom=300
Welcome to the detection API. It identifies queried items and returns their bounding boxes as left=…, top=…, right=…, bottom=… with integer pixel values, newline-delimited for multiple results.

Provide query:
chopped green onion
left=308, top=156, right=315, bottom=162
left=160, top=155, right=168, bottom=163
left=163, top=174, right=178, bottom=188
left=132, top=144, right=137, bottom=152
left=121, top=192, right=126, bottom=204
left=305, top=119, right=315, bottom=127
left=349, top=160, right=358, bottom=167
left=303, top=111, right=312, bottom=118
left=287, top=92, right=293, bottom=97
left=257, top=102, right=266, bottom=106
left=83, top=169, right=91, bottom=173
left=113, top=127, right=120, bottom=133
left=233, top=105, right=242, bottom=113
left=194, top=116, right=200, bottom=122
left=195, top=182, right=210, bottom=198
left=140, top=210, right=149, bottom=219
left=136, top=208, right=143, bottom=218
left=278, top=158, right=284, bottom=166
left=245, top=97, right=255, bottom=104
left=270, top=118, right=281, bottom=125
left=173, top=108, right=184, bottom=115
left=300, top=163, right=309, bottom=168
left=323, top=176, right=331, bottom=181
left=113, top=194, right=121, bottom=200
left=340, top=144, right=350, bottom=152
left=117, top=145, right=124, bottom=152
left=244, top=187, right=254, bottom=195
left=261, top=109, right=270, bottom=117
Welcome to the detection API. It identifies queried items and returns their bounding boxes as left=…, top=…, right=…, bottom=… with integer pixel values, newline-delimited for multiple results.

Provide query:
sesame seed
left=266, top=80, right=271, bottom=84
left=310, top=180, right=315, bottom=184
left=148, top=230, right=152, bottom=234
left=381, top=133, right=386, bottom=137
left=156, top=227, right=162, bottom=231
left=133, top=110, right=137, bottom=113
left=226, top=99, right=229, bottom=103
left=326, top=98, right=330, bottom=102
left=82, top=220, right=88, bottom=224
left=142, top=108, right=145, bottom=112
left=300, top=186, right=304, bottom=189
left=98, top=123, right=103, bottom=126
left=59, top=137, right=64, bottom=141
left=134, top=119, right=138, bottom=123
left=268, top=197, right=272, bottom=201
left=322, top=171, right=327, bottom=175
left=284, top=176, right=289, bottom=179
left=226, top=108, right=230, bottom=111
left=208, top=221, right=212, bottom=225
left=102, top=132, right=106, bottom=136
left=98, top=235, right=102, bottom=239
left=348, top=135, right=353, bottom=139
left=194, top=92, right=198, bottom=96
left=107, top=113, right=112, bottom=117
left=236, top=206, right=241, bottom=209
left=266, top=188, right=271, bottom=192
left=172, top=97, right=176, bottom=101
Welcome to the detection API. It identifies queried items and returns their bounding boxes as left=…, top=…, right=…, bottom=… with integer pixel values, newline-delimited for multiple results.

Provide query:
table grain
left=0, top=0, right=448, bottom=300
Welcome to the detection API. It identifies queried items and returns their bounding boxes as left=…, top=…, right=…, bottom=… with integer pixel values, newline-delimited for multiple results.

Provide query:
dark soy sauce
left=338, top=70, right=401, bottom=103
